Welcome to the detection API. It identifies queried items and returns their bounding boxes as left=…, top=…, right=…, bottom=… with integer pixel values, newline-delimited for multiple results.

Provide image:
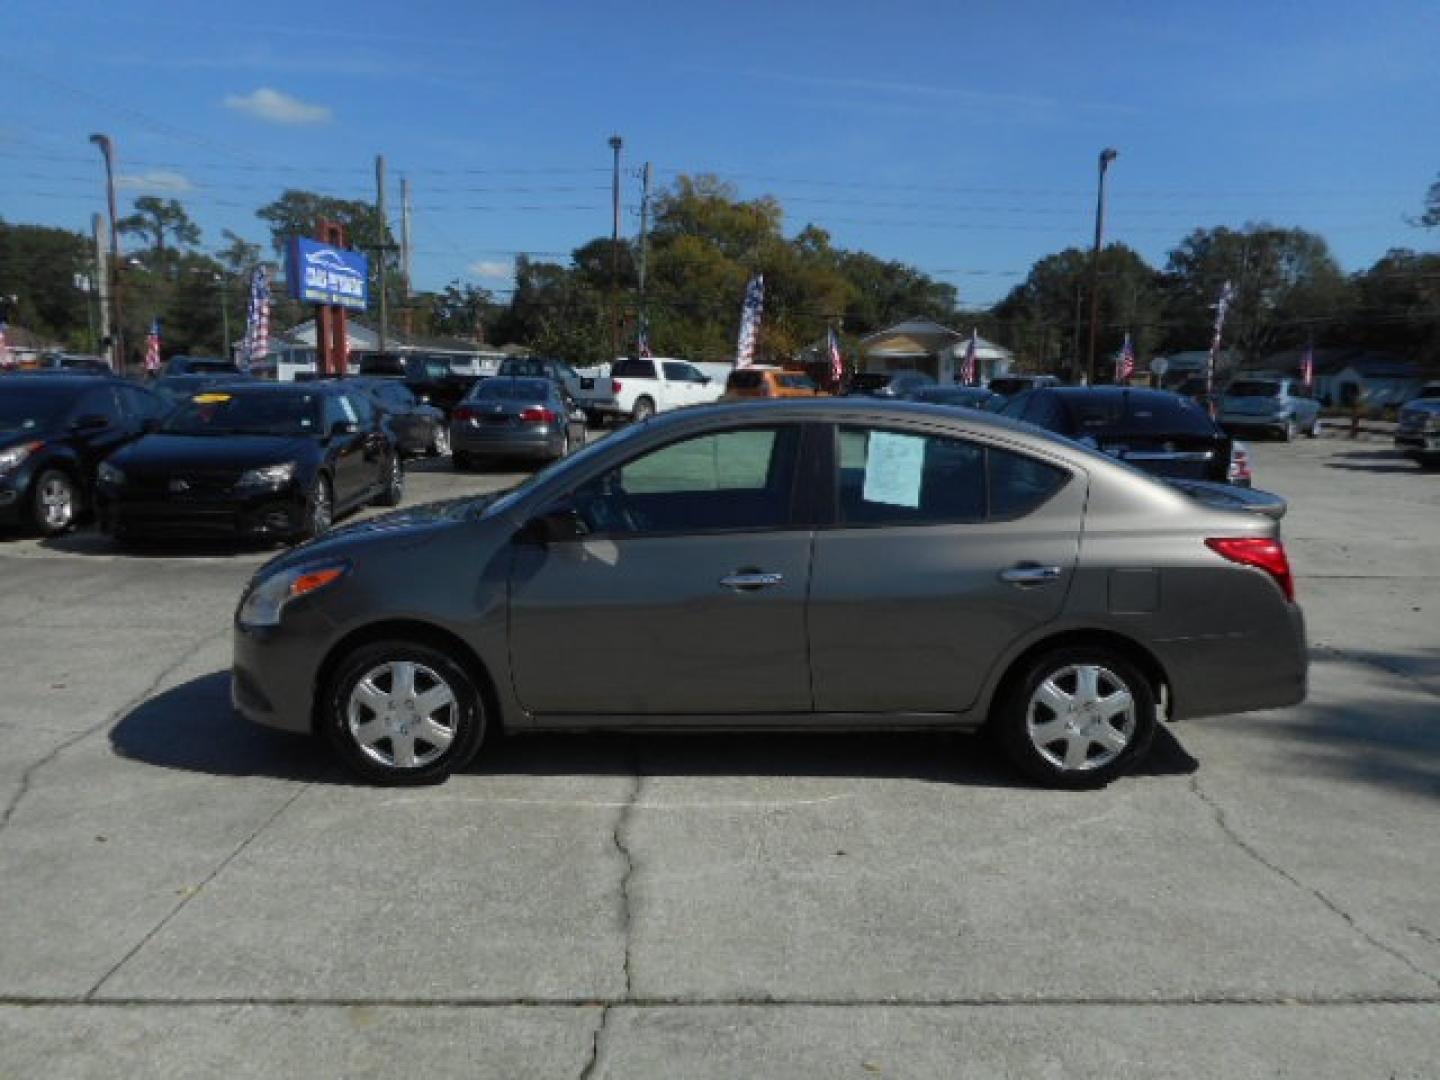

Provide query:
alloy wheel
left=311, top=480, right=332, bottom=535
left=1025, top=663, right=1137, bottom=773
left=433, top=427, right=451, bottom=456
left=346, top=660, right=459, bottom=769
left=37, top=474, right=76, bottom=532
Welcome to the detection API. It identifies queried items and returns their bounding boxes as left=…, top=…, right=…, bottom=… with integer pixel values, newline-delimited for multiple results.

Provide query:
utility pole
left=400, top=176, right=413, bottom=301
left=89, top=134, right=124, bottom=374
left=609, top=135, right=623, bottom=360
left=91, top=213, right=111, bottom=355
left=375, top=154, right=390, bottom=354
left=1086, top=147, right=1118, bottom=386
left=637, top=161, right=652, bottom=354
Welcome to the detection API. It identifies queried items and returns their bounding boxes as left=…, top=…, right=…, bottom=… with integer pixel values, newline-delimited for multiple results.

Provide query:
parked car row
left=0, top=374, right=405, bottom=543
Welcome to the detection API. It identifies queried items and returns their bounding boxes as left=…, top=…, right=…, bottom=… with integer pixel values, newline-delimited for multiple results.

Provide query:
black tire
left=632, top=396, right=656, bottom=422
left=1306, top=416, right=1321, bottom=438
left=300, top=475, right=333, bottom=542
left=1280, top=419, right=1296, bottom=442
left=994, top=645, right=1156, bottom=789
left=453, top=450, right=476, bottom=472
left=322, top=640, right=486, bottom=785
left=31, top=468, right=80, bottom=536
left=374, top=453, right=404, bottom=507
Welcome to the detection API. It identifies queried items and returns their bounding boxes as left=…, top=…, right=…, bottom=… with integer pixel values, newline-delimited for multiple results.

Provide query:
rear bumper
left=1159, top=603, right=1308, bottom=721
left=451, top=423, right=561, bottom=458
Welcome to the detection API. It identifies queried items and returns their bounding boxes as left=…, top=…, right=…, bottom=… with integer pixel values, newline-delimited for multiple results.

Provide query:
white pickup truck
left=611, top=357, right=727, bottom=420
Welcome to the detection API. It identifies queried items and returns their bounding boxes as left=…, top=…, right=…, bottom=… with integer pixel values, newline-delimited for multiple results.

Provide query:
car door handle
left=1000, top=564, right=1063, bottom=585
left=719, top=571, right=784, bottom=591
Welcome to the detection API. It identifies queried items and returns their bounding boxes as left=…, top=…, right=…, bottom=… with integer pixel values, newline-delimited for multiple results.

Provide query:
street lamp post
left=89, top=133, right=125, bottom=375
left=608, top=135, right=623, bottom=361
left=1085, top=147, right=1118, bottom=386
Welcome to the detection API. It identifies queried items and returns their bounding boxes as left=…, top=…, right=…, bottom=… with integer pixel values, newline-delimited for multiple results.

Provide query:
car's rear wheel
left=1281, top=419, right=1296, bottom=442
left=632, top=396, right=655, bottom=422
left=323, top=641, right=486, bottom=785
left=1306, top=415, right=1321, bottom=438
left=32, top=469, right=80, bottom=536
left=996, top=646, right=1156, bottom=789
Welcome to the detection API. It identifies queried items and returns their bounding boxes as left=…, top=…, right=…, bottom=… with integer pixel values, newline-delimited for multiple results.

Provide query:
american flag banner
left=637, top=314, right=653, bottom=358
left=1116, top=332, right=1136, bottom=382
left=144, top=318, right=162, bottom=373
left=241, top=266, right=271, bottom=371
left=0, top=319, right=11, bottom=369
left=734, top=274, right=764, bottom=368
left=1301, top=340, right=1314, bottom=389
left=826, top=325, right=845, bottom=388
left=1206, top=280, right=1236, bottom=411
left=959, top=328, right=979, bottom=385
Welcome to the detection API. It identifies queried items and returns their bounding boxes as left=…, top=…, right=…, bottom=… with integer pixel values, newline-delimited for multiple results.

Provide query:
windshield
left=847, top=373, right=892, bottom=392
left=0, top=388, right=75, bottom=433
left=473, top=378, right=552, bottom=401
left=1226, top=380, right=1281, bottom=398
left=160, top=391, right=322, bottom=436
left=1068, top=394, right=1219, bottom=436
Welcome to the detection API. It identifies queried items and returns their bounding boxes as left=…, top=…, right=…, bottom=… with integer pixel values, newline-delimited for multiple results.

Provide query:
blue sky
left=4, top=0, right=1437, bottom=307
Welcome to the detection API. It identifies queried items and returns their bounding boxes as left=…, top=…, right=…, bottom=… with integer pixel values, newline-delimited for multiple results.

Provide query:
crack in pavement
left=0, top=627, right=229, bottom=836
left=84, top=782, right=312, bottom=1000
left=1189, top=775, right=1440, bottom=991
left=580, top=751, right=644, bottom=1080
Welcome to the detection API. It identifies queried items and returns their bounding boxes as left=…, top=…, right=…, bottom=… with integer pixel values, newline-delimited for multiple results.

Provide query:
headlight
left=0, top=441, right=42, bottom=474
left=98, top=461, right=126, bottom=486
left=235, top=462, right=298, bottom=490
left=237, top=562, right=348, bottom=628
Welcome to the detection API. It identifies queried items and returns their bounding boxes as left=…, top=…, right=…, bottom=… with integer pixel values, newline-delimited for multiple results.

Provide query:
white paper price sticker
left=862, top=431, right=925, bottom=508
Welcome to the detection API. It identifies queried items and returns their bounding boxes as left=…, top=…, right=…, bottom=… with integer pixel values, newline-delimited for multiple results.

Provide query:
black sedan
left=349, top=377, right=449, bottom=458
left=998, top=386, right=1246, bottom=486
left=0, top=375, right=167, bottom=535
left=151, top=373, right=251, bottom=409
left=908, top=385, right=1004, bottom=411
left=96, top=382, right=403, bottom=543
left=450, top=377, right=587, bottom=470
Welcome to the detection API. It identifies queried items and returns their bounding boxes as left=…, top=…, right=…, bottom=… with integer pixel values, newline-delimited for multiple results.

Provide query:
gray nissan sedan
left=232, top=399, right=1307, bottom=788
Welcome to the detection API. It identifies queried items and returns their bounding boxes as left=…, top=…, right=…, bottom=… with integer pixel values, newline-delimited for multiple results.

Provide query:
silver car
left=232, top=400, right=1307, bottom=789
left=1218, top=377, right=1322, bottom=441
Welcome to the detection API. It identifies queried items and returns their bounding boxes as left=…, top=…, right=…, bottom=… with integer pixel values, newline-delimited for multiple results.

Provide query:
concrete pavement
left=0, top=440, right=1436, bottom=1077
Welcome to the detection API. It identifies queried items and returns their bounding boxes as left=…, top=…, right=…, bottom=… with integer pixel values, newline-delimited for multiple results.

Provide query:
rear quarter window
left=612, top=359, right=656, bottom=379
left=727, top=370, right=763, bottom=390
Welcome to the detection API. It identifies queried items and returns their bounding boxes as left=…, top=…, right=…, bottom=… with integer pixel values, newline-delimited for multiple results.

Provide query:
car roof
left=1038, top=386, right=1184, bottom=404
left=1, top=374, right=128, bottom=390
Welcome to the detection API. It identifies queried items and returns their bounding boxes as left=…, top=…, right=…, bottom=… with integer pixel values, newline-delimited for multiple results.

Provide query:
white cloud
left=222, top=87, right=332, bottom=125
left=468, top=259, right=513, bottom=280
left=116, top=170, right=194, bottom=193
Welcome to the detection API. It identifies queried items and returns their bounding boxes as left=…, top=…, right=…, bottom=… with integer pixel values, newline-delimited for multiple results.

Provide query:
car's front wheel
left=300, top=475, right=333, bottom=541
left=995, top=646, right=1156, bottom=789
left=322, top=641, right=487, bottom=785
left=374, top=453, right=404, bottom=507
left=428, top=426, right=451, bottom=458
left=31, top=469, right=80, bottom=536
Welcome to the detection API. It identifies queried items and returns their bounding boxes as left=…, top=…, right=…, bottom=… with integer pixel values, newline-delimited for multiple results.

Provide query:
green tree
left=1162, top=225, right=1351, bottom=361
left=1344, top=249, right=1440, bottom=363
left=117, top=196, right=201, bottom=257
left=0, top=220, right=93, bottom=347
left=1418, top=173, right=1440, bottom=229
left=994, top=243, right=1161, bottom=375
left=217, top=229, right=262, bottom=274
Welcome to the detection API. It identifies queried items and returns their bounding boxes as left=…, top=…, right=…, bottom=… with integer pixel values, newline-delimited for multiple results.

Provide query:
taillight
left=612, top=379, right=622, bottom=394
left=1228, top=444, right=1252, bottom=483
left=1206, top=537, right=1294, bottom=601
left=453, top=405, right=476, bottom=422
left=520, top=407, right=556, bottom=424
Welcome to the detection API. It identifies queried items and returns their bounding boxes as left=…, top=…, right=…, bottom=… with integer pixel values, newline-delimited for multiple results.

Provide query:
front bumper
left=99, top=481, right=310, bottom=538
left=232, top=610, right=334, bottom=735
left=1395, top=432, right=1440, bottom=456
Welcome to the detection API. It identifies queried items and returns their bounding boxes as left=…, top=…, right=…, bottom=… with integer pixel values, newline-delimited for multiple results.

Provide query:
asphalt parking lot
left=0, top=434, right=1436, bottom=1078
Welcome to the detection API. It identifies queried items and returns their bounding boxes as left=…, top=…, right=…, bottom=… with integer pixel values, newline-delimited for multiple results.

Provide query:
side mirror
left=71, top=414, right=109, bottom=432
left=517, top=504, right=587, bottom=545
left=330, top=420, right=359, bottom=437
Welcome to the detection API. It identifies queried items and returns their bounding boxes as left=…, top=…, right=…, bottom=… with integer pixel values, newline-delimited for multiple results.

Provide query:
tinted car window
left=728, top=370, right=764, bottom=390
left=1227, top=380, right=1281, bottom=398
left=611, top=358, right=656, bottom=379
left=77, top=386, right=124, bottom=426
left=779, top=374, right=817, bottom=390
left=346, top=392, right=375, bottom=425
left=988, top=448, right=1069, bottom=519
left=473, top=378, right=553, bottom=401
left=847, top=372, right=892, bottom=394
left=0, top=386, right=79, bottom=432
left=837, top=427, right=986, bottom=526
left=572, top=426, right=798, bottom=535
left=163, top=390, right=322, bottom=436
left=663, top=361, right=698, bottom=382
left=117, top=385, right=167, bottom=423
left=1021, top=393, right=1070, bottom=433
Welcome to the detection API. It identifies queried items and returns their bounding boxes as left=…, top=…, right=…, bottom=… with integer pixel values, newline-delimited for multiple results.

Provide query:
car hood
left=112, top=433, right=317, bottom=474
left=258, top=492, right=509, bottom=574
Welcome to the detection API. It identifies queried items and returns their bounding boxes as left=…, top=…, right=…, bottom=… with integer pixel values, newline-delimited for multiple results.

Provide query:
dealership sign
left=287, top=237, right=369, bottom=311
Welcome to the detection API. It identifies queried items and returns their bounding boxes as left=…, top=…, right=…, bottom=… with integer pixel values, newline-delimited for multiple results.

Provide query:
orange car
left=722, top=366, right=828, bottom=399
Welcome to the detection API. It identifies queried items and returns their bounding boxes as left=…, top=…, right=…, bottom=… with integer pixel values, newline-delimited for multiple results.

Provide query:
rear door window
left=612, top=358, right=656, bottom=379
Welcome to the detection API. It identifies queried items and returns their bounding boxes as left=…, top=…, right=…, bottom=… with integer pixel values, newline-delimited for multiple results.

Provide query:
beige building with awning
left=859, top=318, right=1012, bottom=384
